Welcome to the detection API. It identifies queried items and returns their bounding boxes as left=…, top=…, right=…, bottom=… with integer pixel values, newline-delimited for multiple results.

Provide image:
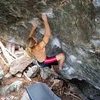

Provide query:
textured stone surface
left=0, top=80, right=23, bottom=95
left=0, top=0, right=100, bottom=89
left=25, top=65, right=39, bottom=78
left=9, top=54, right=33, bottom=75
left=40, top=67, right=52, bottom=80
left=0, top=66, right=4, bottom=85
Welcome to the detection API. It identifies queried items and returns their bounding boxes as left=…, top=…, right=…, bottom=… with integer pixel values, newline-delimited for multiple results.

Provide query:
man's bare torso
left=33, top=45, right=46, bottom=62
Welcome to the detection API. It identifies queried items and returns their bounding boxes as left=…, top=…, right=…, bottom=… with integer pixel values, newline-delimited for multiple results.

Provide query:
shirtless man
left=26, top=13, right=65, bottom=77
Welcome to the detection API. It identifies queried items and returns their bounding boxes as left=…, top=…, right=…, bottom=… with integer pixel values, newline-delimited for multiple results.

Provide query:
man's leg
left=51, top=65, right=58, bottom=76
left=56, top=53, right=65, bottom=70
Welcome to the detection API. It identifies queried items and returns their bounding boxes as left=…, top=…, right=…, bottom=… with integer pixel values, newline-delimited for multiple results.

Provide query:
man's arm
left=29, top=21, right=38, bottom=37
left=39, top=13, right=51, bottom=48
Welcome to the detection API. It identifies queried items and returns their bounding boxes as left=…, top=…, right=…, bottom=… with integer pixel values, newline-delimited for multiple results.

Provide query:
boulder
left=0, top=0, right=100, bottom=89
left=40, top=67, right=52, bottom=80
left=25, top=65, right=39, bottom=78
left=0, top=80, right=23, bottom=95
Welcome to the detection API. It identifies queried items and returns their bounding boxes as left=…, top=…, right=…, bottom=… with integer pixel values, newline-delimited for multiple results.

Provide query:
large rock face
left=0, top=0, right=100, bottom=89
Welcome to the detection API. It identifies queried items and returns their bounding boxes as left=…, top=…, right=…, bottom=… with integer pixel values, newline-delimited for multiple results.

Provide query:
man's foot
left=54, top=75, right=61, bottom=79
left=54, top=75, right=59, bottom=79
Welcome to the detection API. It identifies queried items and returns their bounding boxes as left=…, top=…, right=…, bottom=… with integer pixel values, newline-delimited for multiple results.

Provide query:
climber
left=25, top=13, right=65, bottom=77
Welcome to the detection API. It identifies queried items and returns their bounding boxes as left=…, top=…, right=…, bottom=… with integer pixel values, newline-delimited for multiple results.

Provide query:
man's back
left=33, top=44, right=46, bottom=62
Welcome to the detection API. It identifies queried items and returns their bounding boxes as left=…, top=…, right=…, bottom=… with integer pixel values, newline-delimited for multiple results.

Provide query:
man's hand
left=42, top=13, right=48, bottom=22
left=29, top=21, right=38, bottom=37
left=33, top=21, right=38, bottom=28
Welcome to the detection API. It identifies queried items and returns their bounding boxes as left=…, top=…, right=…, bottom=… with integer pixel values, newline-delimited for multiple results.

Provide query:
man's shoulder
left=38, top=41, right=46, bottom=49
left=35, top=44, right=43, bottom=50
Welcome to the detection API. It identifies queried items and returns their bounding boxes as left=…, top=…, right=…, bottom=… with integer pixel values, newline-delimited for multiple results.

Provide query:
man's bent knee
left=56, top=53, right=65, bottom=61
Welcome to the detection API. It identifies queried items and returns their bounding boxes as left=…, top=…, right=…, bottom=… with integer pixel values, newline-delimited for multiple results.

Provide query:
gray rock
left=21, top=90, right=30, bottom=100
left=1, top=96, right=19, bottom=100
left=5, top=73, right=12, bottom=78
left=26, top=65, right=39, bottom=78
left=40, top=67, right=52, bottom=80
left=0, top=66, right=4, bottom=84
left=15, top=72, right=22, bottom=78
left=0, top=80, right=23, bottom=95
left=93, top=0, right=100, bottom=7
left=0, top=67, right=3, bottom=79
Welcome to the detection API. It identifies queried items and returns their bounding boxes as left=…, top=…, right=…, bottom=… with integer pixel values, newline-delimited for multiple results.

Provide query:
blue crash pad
left=26, top=82, right=61, bottom=100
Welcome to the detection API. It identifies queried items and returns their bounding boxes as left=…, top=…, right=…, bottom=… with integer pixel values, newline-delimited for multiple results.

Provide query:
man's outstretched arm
left=39, top=13, right=51, bottom=48
left=29, top=21, right=38, bottom=37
